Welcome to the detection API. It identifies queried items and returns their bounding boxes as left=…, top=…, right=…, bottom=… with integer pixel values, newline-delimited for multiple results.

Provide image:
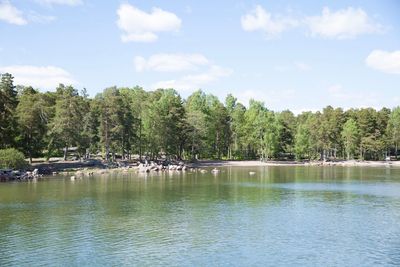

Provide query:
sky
left=0, top=0, right=399, bottom=113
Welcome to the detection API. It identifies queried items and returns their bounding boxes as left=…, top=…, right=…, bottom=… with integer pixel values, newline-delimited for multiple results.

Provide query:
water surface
left=1, top=166, right=400, bottom=266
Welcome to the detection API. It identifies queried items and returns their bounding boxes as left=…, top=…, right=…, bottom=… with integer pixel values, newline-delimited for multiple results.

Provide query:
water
left=1, top=166, right=400, bottom=266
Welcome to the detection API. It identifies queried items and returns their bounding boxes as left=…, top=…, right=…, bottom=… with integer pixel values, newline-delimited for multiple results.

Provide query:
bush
left=0, top=148, right=28, bottom=169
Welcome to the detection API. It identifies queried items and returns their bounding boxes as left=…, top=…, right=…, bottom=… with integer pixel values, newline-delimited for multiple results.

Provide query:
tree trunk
left=28, top=134, right=33, bottom=164
left=139, top=118, right=142, bottom=161
left=63, top=146, right=68, bottom=161
left=191, top=134, right=195, bottom=160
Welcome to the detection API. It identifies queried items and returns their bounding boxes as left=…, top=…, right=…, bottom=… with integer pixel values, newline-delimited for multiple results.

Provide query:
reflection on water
left=1, top=166, right=400, bottom=266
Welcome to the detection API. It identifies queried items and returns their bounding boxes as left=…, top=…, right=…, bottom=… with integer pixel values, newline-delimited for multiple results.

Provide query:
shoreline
left=3, top=159, right=399, bottom=181
left=2, top=159, right=400, bottom=182
left=33, top=158, right=400, bottom=172
left=190, top=160, right=400, bottom=168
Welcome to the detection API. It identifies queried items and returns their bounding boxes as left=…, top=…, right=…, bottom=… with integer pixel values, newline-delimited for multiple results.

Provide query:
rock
left=139, top=165, right=150, bottom=173
left=169, top=165, right=176, bottom=170
left=211, top=168, right=220, bottom=173
left=33, top=169, right=39, bottom=176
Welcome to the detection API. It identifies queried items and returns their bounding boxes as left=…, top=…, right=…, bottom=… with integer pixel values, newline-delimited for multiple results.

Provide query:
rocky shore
left=0, top=168, right=42, bottom=181
left=2, top=159, right=400, bottom=182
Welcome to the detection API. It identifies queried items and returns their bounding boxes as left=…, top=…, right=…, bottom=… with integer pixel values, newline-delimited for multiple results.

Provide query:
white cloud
left=135, top=53, right=209, bottom=72
left=241, top=5, right=298, bottom=37
left=305, top=7, right=382, bottom=39
left=27, top=12, right=56, bottom=23
left=117, top=4, right=181, bottom=43
left=366, top=50, right=400, bottom=74
left=0, top=1, right=27, bottom=25
left=0, top=65, right=77, bottom=89
left=35, top=0, right=82, bottom=6
left=152, top=65, right=232, bottom=91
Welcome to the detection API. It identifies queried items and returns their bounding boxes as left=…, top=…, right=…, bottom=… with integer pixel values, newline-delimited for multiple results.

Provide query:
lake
left=1, top=166, right=400, bottom=266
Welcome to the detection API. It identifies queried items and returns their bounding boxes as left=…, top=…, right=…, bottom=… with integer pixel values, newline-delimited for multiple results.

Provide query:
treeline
left=1, top=73, right=399, bottom=163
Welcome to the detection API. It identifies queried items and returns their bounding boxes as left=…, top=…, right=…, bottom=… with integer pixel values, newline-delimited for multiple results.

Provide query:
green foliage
left=0, top=73, right=18, bottom=148
left=16, top=87, right=49, bottom=163
left=142, top=89, right=185, bottom=158
left=1, top=71, right=398, bottom=162
left=341, top=118, right=359, bottom=160
left=0, top=148, right=28, bottom=169
left=48, top=84, right=88, bottom=160
left=387, top=107, right=400, bottom=158
left=294, top=124, right=310, bottom=160
left=276, top=110, right=296, bottom=155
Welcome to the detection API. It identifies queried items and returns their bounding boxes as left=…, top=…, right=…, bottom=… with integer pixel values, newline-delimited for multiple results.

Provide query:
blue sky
left=0, top=0, right=399, bottom=112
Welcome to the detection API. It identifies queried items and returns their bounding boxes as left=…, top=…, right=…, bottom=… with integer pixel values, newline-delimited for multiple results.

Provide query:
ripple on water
left=1, top=167, right=400, bottom=266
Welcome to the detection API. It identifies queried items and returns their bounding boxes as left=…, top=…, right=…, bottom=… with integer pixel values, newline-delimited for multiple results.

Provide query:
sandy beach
left=190, top=160, right=400, bottom=168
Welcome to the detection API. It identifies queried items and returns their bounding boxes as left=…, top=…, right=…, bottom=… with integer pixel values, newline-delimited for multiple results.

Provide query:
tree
left=225, top=94, right=247, bottom=159
left=341, top=118, right=359, bottom=160
left=0, top=73, right=18, bottom=148
left=120, top=86, right=145, bottom=159
left=206, top=94, right=230, bottom=158
left=297, top=112, right=321, bottom=159
left=153, top=89, right=185, bottom=158
left=243, top=100, right=267, bottom=159
left=185, top=90, right=209, bottom=158
left=276, top=110, right=296, bottom=156
left=98, top=87, right=127, bottom=161
left=81, top=99, right=101, bottom=156
left=16, top=87, right=49, bottom=163
left=387, top=107, right=400, bottom=158
left=185, top=109, right=207, bottom=159
left=319, top=106, right=344, bottom=159
left=294, top=123, right=311, bottom=160
left=355, top=108, right=388, bottom=160
left=48, top=84, right=87, bottom=160
left=263, top=111, right=279, bottom=160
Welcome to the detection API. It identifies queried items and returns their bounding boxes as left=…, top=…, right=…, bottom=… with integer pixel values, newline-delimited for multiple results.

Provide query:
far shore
left=3, top=158, right=400, bottom=181
left=190, top=160, right=400, bottom=168
left=29, top=158, right=400, bottom=175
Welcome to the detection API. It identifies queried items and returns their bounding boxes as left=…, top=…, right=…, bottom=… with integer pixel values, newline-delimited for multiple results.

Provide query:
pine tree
left=0, top=73, right=18, bottom=148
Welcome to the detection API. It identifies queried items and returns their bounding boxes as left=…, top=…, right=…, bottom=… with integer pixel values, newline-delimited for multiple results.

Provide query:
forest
left=1, top=73, right=399, bottom=163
